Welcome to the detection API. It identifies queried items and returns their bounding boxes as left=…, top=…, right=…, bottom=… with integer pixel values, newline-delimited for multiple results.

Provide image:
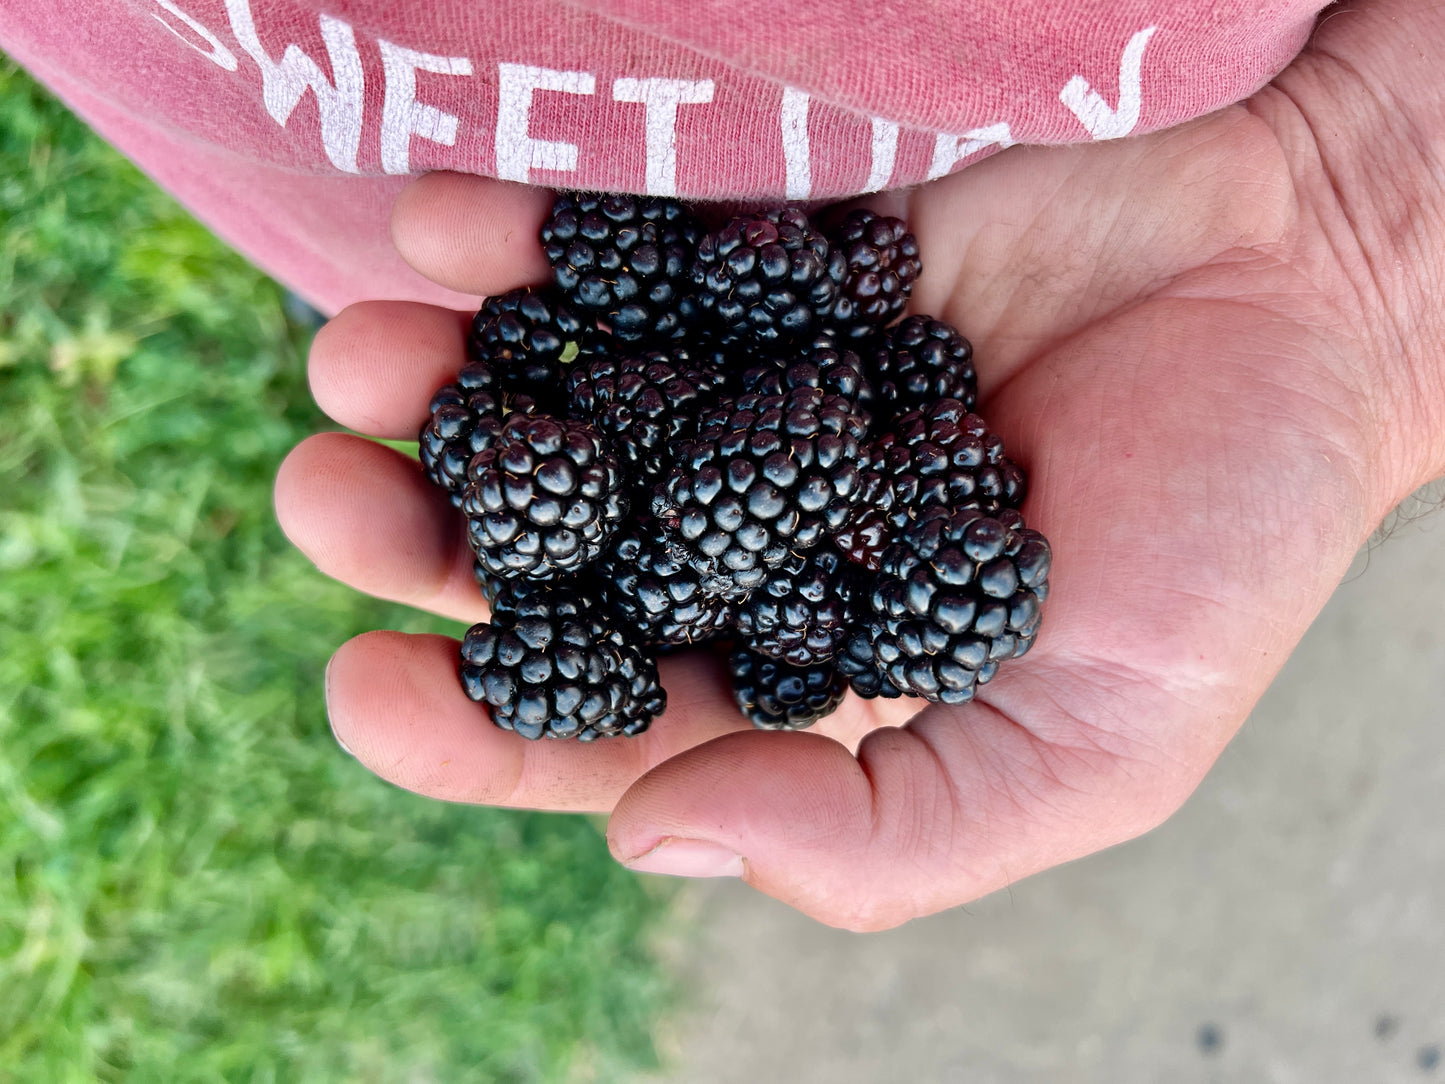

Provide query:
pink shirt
left=1, top=0, right=1325, bottom=314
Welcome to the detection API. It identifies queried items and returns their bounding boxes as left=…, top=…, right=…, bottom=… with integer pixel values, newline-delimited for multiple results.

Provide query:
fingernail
left=323, top=655, right=356, bottom=757
left=624, top=838, right=745, bottom=879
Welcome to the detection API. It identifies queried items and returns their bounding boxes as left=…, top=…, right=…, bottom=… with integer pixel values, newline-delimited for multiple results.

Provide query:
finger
left=390, top=172, right=553, bottom=296
left=326, top=630, right=919, bottom=812
left=325, top=631, right=748, bottom=811
left=309, top=301, right=472, bottom=439
left=275, top=432, right=484, bottom=623
left=607, top=685, right=1185, bottom=931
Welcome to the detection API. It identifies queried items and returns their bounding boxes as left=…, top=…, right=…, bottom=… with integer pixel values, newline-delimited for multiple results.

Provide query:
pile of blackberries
left=419, top=195, right=1051, bottom=740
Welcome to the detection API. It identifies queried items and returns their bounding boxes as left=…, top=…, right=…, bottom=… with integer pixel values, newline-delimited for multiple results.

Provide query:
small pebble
left=1196, top=1023, right=1224, bottom=1056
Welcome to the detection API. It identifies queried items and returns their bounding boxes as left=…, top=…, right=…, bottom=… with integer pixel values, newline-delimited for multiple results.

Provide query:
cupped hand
left=274, top=0, right=1445, bottom=930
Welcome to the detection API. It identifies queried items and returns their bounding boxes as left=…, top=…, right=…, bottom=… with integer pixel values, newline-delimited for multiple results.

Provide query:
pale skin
left=274, top=0, right=1445, bottom=930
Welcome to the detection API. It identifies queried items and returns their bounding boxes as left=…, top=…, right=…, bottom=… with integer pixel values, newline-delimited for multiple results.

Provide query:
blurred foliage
left=0, top=56, right=672, bottom=1082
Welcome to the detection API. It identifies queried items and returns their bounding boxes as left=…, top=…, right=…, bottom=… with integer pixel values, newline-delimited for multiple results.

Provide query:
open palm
left=275, top=0, right=1445, bottom=930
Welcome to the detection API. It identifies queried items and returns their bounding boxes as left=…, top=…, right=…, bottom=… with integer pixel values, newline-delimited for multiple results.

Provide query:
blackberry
left=566, top=348, right=723, bottom=490
left=838, top=399, right=1026, bottom=569
left=419, top=361, right=539, bottom=506
left=463, top=414, right=629, bottom=581
left=541, top=193, right=703, bottom=342
left=735, top=547, right=862, bottom=667
left=460, top=579, right=666, bottom=740
left=691, top=207, right=848, bottom=347
left=869, top=315, right=977, bottom=413
left=826, top=209, right=921, bottom=337
left=651, top=386, right=866, bottom=598
left=729, top=648, right=847, bottom=730
left=595, top=519, right=739, bottom=646
left=864, top=505, right=1051, bottom=703
left=737, top=336, right=874, bottom=426
left=467, top=286, right=588, bottom=404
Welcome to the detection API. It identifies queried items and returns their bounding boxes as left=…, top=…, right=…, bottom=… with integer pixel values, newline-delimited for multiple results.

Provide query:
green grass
left=0, top=57, right=673, bottom=1082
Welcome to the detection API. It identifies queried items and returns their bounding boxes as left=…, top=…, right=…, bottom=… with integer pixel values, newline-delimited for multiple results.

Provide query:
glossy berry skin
left=735, top=547, right=862, bottom=667
left=869, top=315, right=977, bottom=413
left=737, top=335, right=874, bottom=427
left=729, top=648, right=847, bottom=731
left=826, top=209, right=922, bottom=337
left=834, top=627, right=906, bottom=700
left=652, top=386, right=867, bottom=598
left=460, top=580, right=665, bottom=740
left=566, top=348, right=723, bottom=489
left=467, top=286, right=588, bottom=403
left=463, top=414, right=629, bottom=581
left=839, top=399, right=1026, bottom=569
left=691, top=208, right=848, bottom=347
left=595, top=519, right=739, bottom=646
left=542, top=193, right=704, bottom=342
left=864, top=505, right=1051, bottom=703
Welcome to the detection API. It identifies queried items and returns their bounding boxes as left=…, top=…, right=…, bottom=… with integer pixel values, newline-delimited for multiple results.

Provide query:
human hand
left=275, top=0, right=1445, bottom=930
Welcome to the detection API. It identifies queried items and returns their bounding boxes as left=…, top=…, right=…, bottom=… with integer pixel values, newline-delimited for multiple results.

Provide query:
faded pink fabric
left=1, top=0, right=1327, bottom=314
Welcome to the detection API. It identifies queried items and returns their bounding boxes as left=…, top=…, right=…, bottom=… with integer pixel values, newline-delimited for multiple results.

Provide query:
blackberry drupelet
left=463, top=414, right=630, bottom=581
left=826, top=209, right=922, bottom=336
left=729, top=648, right=847, bottom=730
left=467, top=286, right=588, bottom=404
left=835, top=627, right=906, bottom=699
left=651, top=385, right=867, bottom=598
left=541, top=193, right=704, bottom=342
left=735, top=546, right=862, bottom=667
left=471, top=557, right=505, bottom=610
left=691, top=207, right=848, bottom=347
left=869, top=315, right=978, bottom=413
left=838, top=398, right=1026, bottom=569
left=595, top=519, right=739, bottom=645
left=460, top=579, right=666, bottom=739
left=864, top=505, right=1051, bottom=703
left=566, top=348, right=723, bottom=490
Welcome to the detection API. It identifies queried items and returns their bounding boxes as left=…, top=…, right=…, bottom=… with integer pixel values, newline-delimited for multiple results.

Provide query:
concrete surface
left=649, top=498, right=1445, bottom=1084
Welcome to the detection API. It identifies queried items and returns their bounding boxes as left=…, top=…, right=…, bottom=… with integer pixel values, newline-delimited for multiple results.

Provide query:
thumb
left=606, top=716, right=1018, bottom=931
left=608, top=700, right=1189, bottom=931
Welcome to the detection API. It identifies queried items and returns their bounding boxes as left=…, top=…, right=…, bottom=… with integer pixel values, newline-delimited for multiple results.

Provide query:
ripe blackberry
left=566, top=348, right=723, bottom=490
left=460, top=579, right=666, bottom=740
left=838, top=399, right=1026, bottom=569
left=594, top=519, right=739, bottom=645
left=541, top=193, right=703, bottom=342
left=651, top=386, right=867, bottom=598
left=869, top=315, right=977, bottom=413
left=729, top=648, right=847, bottom=731
left=737, top=336, right=874, bottom=426
left=826, top=209, right=921, bottom=337
left=419, top=361, right=539, bottom=506
left=864, top=505, right=1051, bottom=703
left=467, top=286, right=589, bottom=404
left=463, top=414, right=629, bottom=581
left=691, top=207, right=848, bottom=347
left=735, top=547, right=863, bottom=667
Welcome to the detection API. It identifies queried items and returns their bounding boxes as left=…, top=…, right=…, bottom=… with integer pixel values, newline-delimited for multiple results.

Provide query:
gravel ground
left=648, top=498, right=1445, bottom=1084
